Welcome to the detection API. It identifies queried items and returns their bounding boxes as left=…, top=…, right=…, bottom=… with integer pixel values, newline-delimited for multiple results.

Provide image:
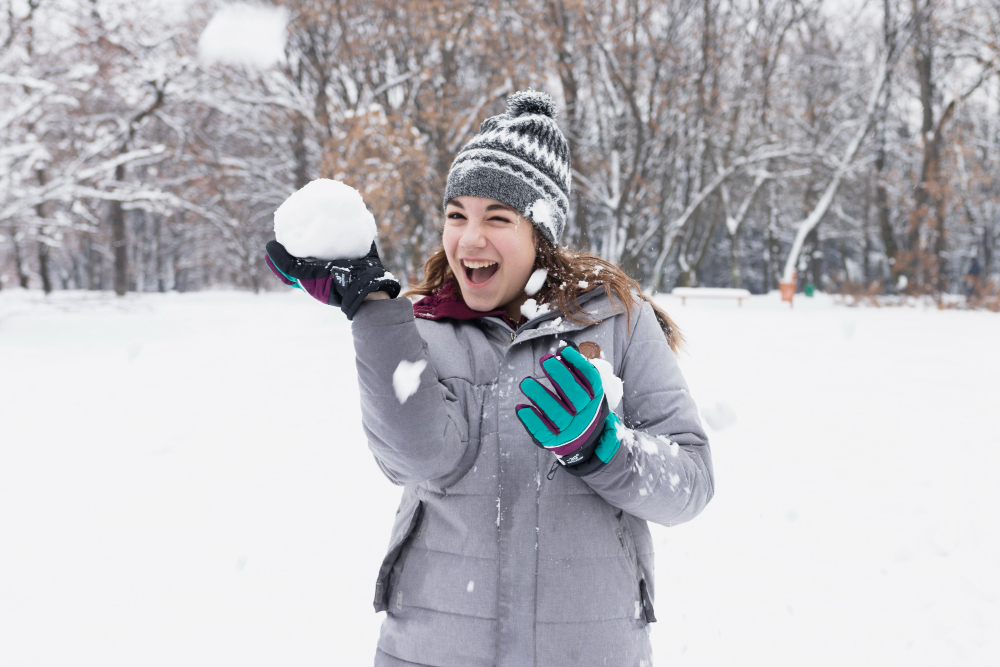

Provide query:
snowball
left=528, top=199, right=556, bottom=239
left=274, top=179, right=377, bottom=260
left=578, top=280, right=589, bottom=289
left=591, top=358, right=623, bottom=410
left=392, top=359, right=426, bottom=404
left=524, top=268, right=548, bottom=296
left=466, top=580, right=475, bottom=593
left=198, top=3, right=288, bottom=68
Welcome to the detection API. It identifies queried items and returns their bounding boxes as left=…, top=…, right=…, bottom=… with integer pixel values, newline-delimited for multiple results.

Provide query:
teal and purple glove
left=515, top=341, right=621, bottom=476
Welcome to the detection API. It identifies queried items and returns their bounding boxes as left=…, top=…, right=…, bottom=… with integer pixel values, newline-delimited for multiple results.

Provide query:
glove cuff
left=341, top=269, right=402, bottom=320
left=563, top=411, right=621, bottom=478
left=552, top=398, right=609, bottom=467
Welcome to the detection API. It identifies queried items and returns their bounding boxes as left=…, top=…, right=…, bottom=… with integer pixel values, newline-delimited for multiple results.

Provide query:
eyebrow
left=445, top=200, right=516, bottom=213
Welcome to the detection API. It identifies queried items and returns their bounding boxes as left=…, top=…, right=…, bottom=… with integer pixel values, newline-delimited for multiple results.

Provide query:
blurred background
left=2, top=1, right=999, bottom=666
left=0, top=0, right=998, bottom=303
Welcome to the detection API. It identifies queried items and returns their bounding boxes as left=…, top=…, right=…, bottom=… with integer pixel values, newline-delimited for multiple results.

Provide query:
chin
left=461, top=290, right=501, bottom=313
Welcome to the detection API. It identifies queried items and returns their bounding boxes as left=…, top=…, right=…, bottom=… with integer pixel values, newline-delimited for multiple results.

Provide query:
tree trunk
left=730, top=229, right=742, bottom=288
left=802, top=226, right=822, bottom=288
left=111, top=163, right=128, bottom=296
left=907, top=0, right=953, bottom=293
left=874, top=90, right=898, bottom=283
left=84, top=234, right=98, bottom=290
left=767, top=182, right=782, bottom=291
left=37, top=241, right=51, bottom=294
left=800, top=175, right=822, bottom=288
left=293, top=115, right=309, bottom=190
left=690, top=197, right=723, bottom=285
left=875, top=0, right=899, bottom=284
left=983, top=219, right=995, bottom=278
left=154, top=215, right=166, bottom=293
left=11, top=226, right=30, bottom=288
left=547, top=0, right=589, bottom=250
left=34, top=168, right=53, bottom=294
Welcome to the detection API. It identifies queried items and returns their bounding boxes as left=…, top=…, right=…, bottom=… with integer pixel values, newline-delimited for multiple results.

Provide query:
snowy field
left=1, top=289, right=998, bottom=666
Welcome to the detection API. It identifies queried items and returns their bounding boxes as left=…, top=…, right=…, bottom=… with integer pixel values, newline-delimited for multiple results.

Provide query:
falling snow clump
left=393, top=359, right=427, bottom=405
left=524, top=268, right=548, bottom=296
left=700, top=400, right=738, bottom=431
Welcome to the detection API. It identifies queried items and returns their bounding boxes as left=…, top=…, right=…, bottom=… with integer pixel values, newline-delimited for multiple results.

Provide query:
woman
left=265, top=90, right=714, bottom=667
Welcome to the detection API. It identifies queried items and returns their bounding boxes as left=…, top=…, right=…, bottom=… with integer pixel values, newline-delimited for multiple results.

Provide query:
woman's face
left=443, top=196, right=537, bottom=317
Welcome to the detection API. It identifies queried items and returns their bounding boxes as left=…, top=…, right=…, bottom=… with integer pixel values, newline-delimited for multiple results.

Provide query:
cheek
left=442, top=227, right=460, bottom=266
left=498, top=231, right=536, bottom=281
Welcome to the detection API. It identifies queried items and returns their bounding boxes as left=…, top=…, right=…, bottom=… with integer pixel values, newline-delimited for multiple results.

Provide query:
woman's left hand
left=515, top=341, right=620, bottom=471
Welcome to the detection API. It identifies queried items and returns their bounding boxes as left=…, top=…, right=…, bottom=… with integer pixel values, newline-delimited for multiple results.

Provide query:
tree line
left=2, top=0, right=998, bottom=302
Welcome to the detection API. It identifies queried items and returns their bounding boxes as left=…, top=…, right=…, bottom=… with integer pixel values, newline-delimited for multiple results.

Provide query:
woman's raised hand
left=515, top=341, right=620, bottom=473
left=264, top=240, right=400, bottom=320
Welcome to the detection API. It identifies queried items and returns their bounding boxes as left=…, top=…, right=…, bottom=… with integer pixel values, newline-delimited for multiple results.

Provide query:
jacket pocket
left=616, top=509, right=656, bottom=626
left=373, top=498, right=424, bottom=613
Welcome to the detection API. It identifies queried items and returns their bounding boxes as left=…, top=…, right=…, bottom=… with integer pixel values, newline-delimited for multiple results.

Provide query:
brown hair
left=404, top=236, right=683, bottom=353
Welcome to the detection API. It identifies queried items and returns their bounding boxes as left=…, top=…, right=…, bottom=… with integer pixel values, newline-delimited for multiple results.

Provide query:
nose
left=459, top=217, right=487, bottom=250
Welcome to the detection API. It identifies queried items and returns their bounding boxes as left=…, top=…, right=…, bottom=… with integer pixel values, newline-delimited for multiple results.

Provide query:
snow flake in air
left=700, top=400, right=737, bottom=431
left=198, top=3, right=289, bottom=68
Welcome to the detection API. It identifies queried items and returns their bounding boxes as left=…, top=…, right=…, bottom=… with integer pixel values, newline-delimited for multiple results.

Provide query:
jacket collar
left=413, top=279, right=619, bottom=339
left=413, top=280, right=522, bottom=329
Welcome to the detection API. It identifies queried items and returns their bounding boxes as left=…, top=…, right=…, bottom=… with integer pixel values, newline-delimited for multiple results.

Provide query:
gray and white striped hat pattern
left=443, top=90, right=571, bottom=245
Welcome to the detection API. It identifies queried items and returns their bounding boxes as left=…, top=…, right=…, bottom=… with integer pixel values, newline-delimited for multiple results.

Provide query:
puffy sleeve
left=580, top=301, right=714, bottom=527
left=351, top=298, right=475, bottom=487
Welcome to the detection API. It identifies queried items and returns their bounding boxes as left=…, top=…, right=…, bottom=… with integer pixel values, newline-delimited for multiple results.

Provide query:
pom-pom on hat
left=443, top=89, right=571, bottom=245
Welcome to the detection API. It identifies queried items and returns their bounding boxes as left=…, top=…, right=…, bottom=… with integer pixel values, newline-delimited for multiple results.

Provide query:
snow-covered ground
left=1, top=289, right=997, bottom=666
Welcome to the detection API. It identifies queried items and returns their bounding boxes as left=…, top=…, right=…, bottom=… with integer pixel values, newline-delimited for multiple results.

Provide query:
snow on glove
left=515, top=341, right=621, bottom=475
left=264, top=239, right=401, bottom=320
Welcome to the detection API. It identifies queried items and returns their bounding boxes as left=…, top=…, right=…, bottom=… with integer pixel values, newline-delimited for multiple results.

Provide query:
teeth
left=463, top=260, right=497, bottom=269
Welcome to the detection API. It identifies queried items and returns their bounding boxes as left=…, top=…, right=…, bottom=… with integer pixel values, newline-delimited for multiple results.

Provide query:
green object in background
left=804, top=282, right=815, bottom=297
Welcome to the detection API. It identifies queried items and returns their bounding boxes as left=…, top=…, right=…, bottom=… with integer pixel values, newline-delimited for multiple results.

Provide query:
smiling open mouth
left=463, top=260, right=499, bottom=285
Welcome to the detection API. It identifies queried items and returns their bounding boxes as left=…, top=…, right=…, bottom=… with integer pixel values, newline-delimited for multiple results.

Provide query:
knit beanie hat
left=443, top=90, right=571, bottom=245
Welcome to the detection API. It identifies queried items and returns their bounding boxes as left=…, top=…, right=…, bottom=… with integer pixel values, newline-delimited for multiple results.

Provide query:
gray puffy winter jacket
left=351, top=288, right=713, bottom=667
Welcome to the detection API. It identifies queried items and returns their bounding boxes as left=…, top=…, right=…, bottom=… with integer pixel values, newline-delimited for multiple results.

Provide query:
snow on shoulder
left=273, top=179, right=377, bottom=260
left=198, top=3, right=288, bottom=68
left=520, top=298, right=550, bottom=321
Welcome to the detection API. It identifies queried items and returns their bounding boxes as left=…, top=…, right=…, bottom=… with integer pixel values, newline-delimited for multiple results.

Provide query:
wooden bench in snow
left=672, top=287, right=752, bottom=306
